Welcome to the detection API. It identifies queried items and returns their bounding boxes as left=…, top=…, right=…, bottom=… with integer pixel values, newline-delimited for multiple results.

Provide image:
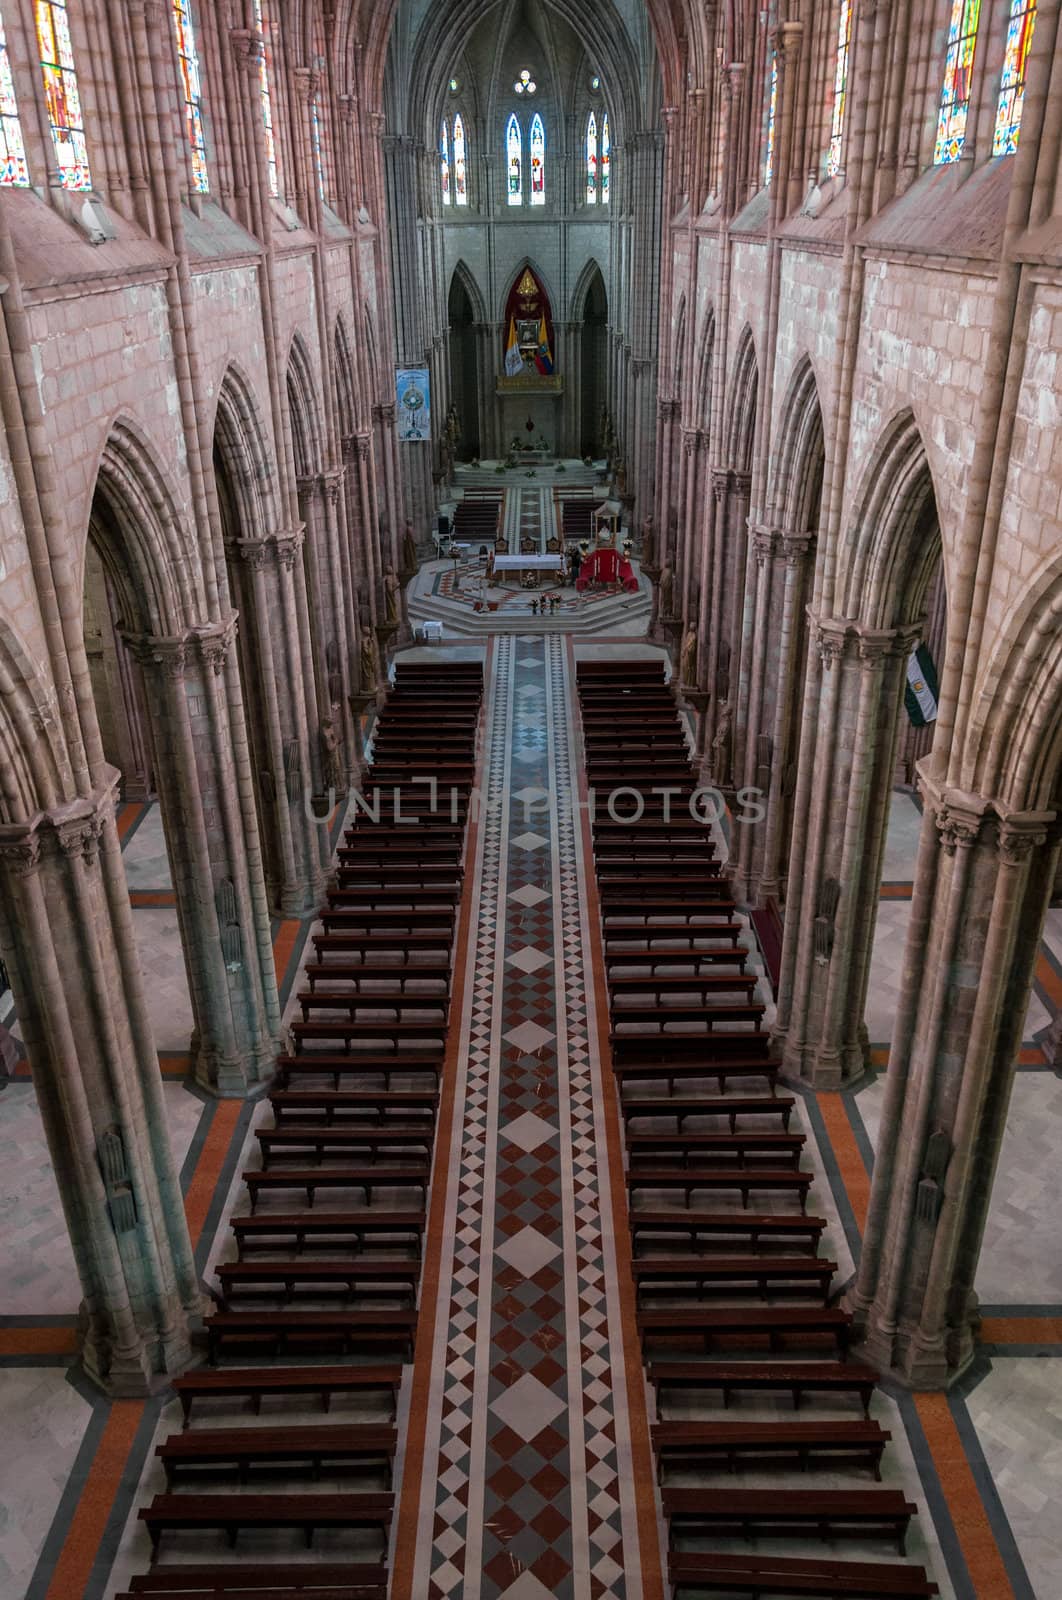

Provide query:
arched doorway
left=448, top=266, right=481, bottom=458
left=576, top=263, right=608, bottom=459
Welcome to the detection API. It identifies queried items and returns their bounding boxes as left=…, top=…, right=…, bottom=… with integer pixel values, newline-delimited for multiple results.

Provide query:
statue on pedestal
left=401, top=519, right=418, bottom=575
left=641, top=515, right=656, bottom=568
left=359, top=631, right=379, bottom=693
left=383, top=564, right=400, bottom=624
left=659, top=562, right=675, bottom=618
left=680, top=628, right=698, bottom=690
left=712, top=700, right=733, bottom=783
left=319, top=717, right=340, bottom=792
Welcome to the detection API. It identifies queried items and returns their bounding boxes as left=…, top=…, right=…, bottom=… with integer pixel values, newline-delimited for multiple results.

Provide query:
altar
left=491, top=553, right=568, bottom=587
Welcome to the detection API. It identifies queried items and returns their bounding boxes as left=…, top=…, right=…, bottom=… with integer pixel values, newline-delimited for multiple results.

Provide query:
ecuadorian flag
left=534, top=315, right=553, bottom=374
left=904, top=643, right=939, bottom=727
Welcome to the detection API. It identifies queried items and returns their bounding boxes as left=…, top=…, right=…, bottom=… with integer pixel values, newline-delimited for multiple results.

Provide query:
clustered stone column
left=237, top=531, right=330, bottom=914
left=0, top=783, right=201, bottom=1394
left=773, top=617, right=920, bottom=1086
left=124, top=621, right=282, bottom=1093
left=850, top=782, right=1060, bottom=1385
left=731, top=527, right=815, bottom=902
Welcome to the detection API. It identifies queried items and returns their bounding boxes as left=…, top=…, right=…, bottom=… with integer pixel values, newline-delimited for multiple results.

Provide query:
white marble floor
left=967, top=1358, right=1062, bottom=1600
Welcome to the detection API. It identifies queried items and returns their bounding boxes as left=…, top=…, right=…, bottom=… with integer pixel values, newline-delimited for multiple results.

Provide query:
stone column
left=238, top=532, right=329, bottom=914
left=851, top=786, right=1059, bottom=1386
left=704, top=469, right=751, bottom=785
left=755, top=531, right=816, bottom=901
left=0, top=784, right=201, bottom=1394
left=774, top=619, right=919, bottom=1086
left=125, top=622, right=283, bottom=1093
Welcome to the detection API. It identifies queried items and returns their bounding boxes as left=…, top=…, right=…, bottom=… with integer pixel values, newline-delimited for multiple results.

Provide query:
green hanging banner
left=904, top=642, right=939, bottom=728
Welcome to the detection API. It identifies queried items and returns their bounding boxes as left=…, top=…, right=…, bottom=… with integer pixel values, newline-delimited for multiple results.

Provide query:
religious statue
left=680, top=628, right=698, bottom=689
left=319, top=717, right=340, bottom=792
left=383, top=564, right=400, bottom=624
left=712, top=700, right=733, bottom=781
left=402, top=519, right=418, bottom=575
left=359, top=630, right=379, bottom=693
left=659, top=562, right=675, bottom=618
left=641, top=516, right=656, bottom=568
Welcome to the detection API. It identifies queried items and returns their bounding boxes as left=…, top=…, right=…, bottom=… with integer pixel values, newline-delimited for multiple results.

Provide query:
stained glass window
left=993, top=0, right=1036, bottom=155
left=934, top=0, right=982, bottom=163
left=440, top=119, right=451, bottom=204
left=252, top=0, right=279, bottom=196
left=171, top=0, right=209, bottom=192
left=506, top=113, right=521, bottom=205
left=586, top=111, right=597, bottom=204
left=601, top=112, right=610, bottom=203
left=0, top=10, right=29, bottom=187
left=530, top=112, right=544, bottom=205
left=825, top=1, right=852, bottom=177
left=513, top=68, right=537, bottom=95
left=453, top=112, right=467, bottom=205
left=764, top=53, right=777, bottom=187
left=35, top=0, right=92, bottom=191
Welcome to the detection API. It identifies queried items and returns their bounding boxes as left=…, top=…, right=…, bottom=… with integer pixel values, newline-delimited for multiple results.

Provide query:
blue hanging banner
left=396, top=367, right=431, bottom=441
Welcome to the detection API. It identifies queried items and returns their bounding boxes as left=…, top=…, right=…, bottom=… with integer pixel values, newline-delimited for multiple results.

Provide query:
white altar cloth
left=491, top=554, right=566, bottom=571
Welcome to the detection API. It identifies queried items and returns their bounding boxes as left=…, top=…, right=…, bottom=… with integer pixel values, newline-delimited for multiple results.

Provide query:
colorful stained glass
left=252, top=0, right=279, bottom=196
left=440, top=119, right=451, bottom=204
left=35, top=0, right=91, bottom=190
left=171, top=0, right=208, bottom=193
left=825, top=1, right=852, bottom=177
left=601, top=112, right=610, bottom=203
left=993, top=0, right=1036, bottom=155
left=506, top=113, right=521, bottom=205
left=764, top=53, right=777, bottom=187
left=453, top=112, right=467, bottom=205
left=530, top=112, right=544, bottom=205
left=0, top=10, right=29, bottom=187
left=586, top=110, right=597, bottom=204
left=934, top=0, right=982, bottom=163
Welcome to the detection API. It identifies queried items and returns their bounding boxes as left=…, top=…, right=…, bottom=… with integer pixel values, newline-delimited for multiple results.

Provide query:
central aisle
left=392, top=634, right=661, bottom=1600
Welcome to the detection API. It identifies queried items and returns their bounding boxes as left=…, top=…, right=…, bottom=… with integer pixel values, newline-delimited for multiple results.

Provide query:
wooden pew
left=662, top=1488, right=916, bottom=1554
left=612, top=1058, right=781, bottom=1096
left=648, top=1359, right=878, bottom=1415
left=601, top=915, right=743, bottom=945
left=625, top=1131, right=805, bottom=1167
left=607, top=949, right=751, bottom=977
left=652, top=1419, right=890, bottom=1480
left=268, top=1088, right=440, bottom=1125
left=310, top=935, right=454, bottom=964
left=243, top=1165, right=430, bottom=1210
left=171, top=1364, right=402, bottom=1427
left=627, top=1168, right=812, bottom=1210
left=215, top=1259, right=420, bottom=1304
left=257, top=1127, right=434, bottom=1166
left=138, top=1492, right=393, bottom=1554
left=299, top=964, right=452, bottom=995
left=205, top=1308, right=417, bottom=1363
left=620, top=1094, right=795, bottom=1132
left=631, top=1255, right=836, bottom=1300
left=667, top=1552, right=938, bottom=1598
left=637, top=1305, right=851, bottom=1355
left=276, top=1054, right=442, bottom=1090
left=123, top=1563, right=389, bottom=1597
left=609, top=973, right=759, bottom=1003
left=235, top=1209, right=425, bottom=1260
left=610, top=1000, right=767, bottom=1033
left=289, top=1021, right=448, bottom=1055
left=232, top=1211, right=425, bottom=1258
left=629, top=1211, right=826, bottom=1253
left=156, top=1424, right=398, bottom=1487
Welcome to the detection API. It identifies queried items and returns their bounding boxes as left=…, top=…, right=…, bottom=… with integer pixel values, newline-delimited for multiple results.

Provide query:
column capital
left=238, top=527, right=306, bottom=571
left=228, top=27, right=265, bottom=73
left=781, top=531, right=815, bottom=567
left=0, top=775, right=121, bottom=874
left=658, top=397, right=680, bottom=422
left=749, top=523, right=782, bottom=565
left=372, top=402, right=396, bottom=425
left=292, top=65, right=320, bottom=104
left=123, top=617, right=239, bottom=678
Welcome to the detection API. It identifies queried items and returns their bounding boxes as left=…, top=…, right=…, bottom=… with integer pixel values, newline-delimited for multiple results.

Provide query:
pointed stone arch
left=838, top=410, right=943, bottom=632
left=694, top=308, right=716, bottom=430
left=0, top=618, right=66, bottom=824
left=449, top=258, right=488, bottom=325
left=725, top=323, right=758, bottom=473
left=286, top=333, right=325, bottom=482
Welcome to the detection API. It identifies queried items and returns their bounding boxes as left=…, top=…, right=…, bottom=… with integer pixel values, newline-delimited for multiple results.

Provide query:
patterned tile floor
left=396, top=635, right=657, bottom=1600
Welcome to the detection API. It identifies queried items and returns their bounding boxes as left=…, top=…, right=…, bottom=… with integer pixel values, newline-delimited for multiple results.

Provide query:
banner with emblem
left=904, top=643, right=939, bottom=727
left=396, top=368, right=430, bottom=441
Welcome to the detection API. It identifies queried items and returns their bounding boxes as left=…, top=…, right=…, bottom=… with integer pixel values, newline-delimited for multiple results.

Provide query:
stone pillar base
left=855, top=1315, right=977, bottom=1391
